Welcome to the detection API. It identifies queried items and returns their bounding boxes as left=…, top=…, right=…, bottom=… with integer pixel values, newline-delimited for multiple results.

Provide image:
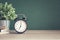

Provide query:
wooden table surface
left=0, top=30, right=60, bottom=40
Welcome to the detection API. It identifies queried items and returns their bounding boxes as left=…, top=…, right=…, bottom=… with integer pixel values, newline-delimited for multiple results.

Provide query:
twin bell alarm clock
left=14, top=14, right=27, bottom=34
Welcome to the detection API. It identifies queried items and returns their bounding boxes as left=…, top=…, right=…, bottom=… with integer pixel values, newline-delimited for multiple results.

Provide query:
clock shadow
left=9, top=30, right=26, bottom=34
left=9, top=30, right=18, bottom=34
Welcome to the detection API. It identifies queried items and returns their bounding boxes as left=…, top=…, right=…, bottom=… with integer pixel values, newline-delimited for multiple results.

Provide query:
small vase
left=0, top=20, right=10, bottom=34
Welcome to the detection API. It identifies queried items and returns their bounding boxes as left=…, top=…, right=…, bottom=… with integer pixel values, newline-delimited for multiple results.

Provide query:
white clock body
left=14, top=20, right=27, bottom=33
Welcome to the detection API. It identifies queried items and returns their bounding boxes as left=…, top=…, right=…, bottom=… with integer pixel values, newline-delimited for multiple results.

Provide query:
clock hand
left=19, top=21, right=22, bottom=30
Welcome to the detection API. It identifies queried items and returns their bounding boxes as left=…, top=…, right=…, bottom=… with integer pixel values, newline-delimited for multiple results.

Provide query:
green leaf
left=0, top=3, right=3, bottom=10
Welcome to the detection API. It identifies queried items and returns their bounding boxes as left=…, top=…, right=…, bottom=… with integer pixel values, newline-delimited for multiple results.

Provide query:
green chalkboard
left=0, top=0, right=60, bottom=30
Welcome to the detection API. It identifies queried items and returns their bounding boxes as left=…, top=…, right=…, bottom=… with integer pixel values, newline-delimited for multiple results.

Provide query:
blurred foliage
left=0, top=2, right=17, bottom=20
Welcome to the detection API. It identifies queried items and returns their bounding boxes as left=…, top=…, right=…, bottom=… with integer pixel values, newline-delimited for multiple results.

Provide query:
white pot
left=0, top=20, right=10, bottom=34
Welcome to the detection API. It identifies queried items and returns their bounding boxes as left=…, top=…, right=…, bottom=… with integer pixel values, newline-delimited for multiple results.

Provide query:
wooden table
left=0, top=30, right=60, bottom=40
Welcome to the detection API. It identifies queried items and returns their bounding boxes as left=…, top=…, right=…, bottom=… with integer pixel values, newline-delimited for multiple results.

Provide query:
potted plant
left=0, top=2, right=17, bottom=34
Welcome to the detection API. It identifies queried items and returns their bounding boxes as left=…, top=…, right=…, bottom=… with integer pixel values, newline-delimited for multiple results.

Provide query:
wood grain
left=0, top=30, right=60, bottom=40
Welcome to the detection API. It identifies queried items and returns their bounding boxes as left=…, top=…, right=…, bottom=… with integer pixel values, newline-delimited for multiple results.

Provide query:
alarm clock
left=14, top=14, right=27, bottom=34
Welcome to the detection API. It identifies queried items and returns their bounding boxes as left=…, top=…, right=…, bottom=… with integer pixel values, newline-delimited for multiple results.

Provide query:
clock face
left=14, top=20, right=27, bottom=33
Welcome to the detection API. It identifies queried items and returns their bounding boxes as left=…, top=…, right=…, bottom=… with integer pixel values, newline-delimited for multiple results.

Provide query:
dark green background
left=0, top=0, right=60, bottom=30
